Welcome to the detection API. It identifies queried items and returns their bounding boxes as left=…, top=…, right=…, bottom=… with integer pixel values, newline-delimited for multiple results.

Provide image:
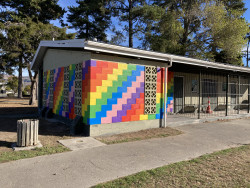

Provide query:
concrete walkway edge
left=0, top=118, right=249, bottom=188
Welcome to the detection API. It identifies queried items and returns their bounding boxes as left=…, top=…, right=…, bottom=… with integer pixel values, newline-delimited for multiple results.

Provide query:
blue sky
left=52, top=0, right=250, bottom=65
left=21, top=0, right=250, bottom=76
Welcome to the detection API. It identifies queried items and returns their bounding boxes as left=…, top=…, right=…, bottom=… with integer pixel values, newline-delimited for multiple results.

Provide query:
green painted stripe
left=88, top=64, right=136, bottom=119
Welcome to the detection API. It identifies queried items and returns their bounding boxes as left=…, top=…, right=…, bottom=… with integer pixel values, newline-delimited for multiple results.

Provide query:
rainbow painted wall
left=43, top=60, right=174, bottom=125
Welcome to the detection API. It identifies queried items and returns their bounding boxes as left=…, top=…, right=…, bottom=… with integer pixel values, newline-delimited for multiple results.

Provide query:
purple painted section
left=111, top=78, right=144, bottom=123
left=136, top=87, right=144, bottom=93
left=54, top=68, right=61, bottom=91
left=140, top=82, right=144, bottom=88
left=90, top=60, right=97, bottom=67
left=82, top=60, right=93, bottom=80
left=112, top=116, right=122, bottom=123
left=122, top=104, right=131, bottom=111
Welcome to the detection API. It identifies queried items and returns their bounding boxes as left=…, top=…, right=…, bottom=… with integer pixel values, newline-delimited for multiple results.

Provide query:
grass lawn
left=95, top=127, right=182, bottom=145
left=0, top=145, right=70, bottom=163
left=94, top=144, right=250, bottom=188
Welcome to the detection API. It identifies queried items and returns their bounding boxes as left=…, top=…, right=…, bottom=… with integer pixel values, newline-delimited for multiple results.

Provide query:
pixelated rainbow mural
left=69, top=64, right=76, bottom=119
left=53, top=67, right=64, bottom=116
left=43, top=60, right=174, bottom=125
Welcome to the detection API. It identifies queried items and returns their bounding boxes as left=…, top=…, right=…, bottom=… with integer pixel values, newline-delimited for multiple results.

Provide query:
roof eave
left=31, top=40, right=250, bottom=74
left=31, top=39, right=85, bottom=70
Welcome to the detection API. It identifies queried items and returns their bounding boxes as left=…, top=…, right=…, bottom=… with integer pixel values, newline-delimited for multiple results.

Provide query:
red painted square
left=132, top=103, right=140, bottom=109
left=97, top=61, right=108, bottom=68
left=90, top=73, right=96, bottom=79
left=126, top=109, right=135, bottom=116
left=122, top=116, right=131, bottom=122
left=136, top=98, right=144, bottom=104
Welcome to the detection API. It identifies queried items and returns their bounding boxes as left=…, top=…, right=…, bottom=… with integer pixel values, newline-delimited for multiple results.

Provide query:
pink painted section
left=69, top=82, right=75, bottom=99
left=101, top=71, right=144, bottom=124
left=46, top=97, right=50, bottom=107
left=62, top=111, right=66, bottom=117
left=167, top=103, right=173, bottom=112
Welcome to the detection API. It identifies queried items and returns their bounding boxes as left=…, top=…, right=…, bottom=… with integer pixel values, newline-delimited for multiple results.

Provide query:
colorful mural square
left=42, top=60, right=174, bottom=126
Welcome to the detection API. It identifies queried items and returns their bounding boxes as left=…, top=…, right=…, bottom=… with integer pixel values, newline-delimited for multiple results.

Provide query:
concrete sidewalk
left=0, top=119, right=250, bottom=188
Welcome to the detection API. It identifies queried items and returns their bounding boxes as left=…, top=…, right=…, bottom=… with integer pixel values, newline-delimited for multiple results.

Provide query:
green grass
left=93, top=145, right=250, bottom=188
left=0, top=145, right=70, bottom=163
left=100, top=133, right=177, bottom=145
left=96, top=128, right=182, bottom=145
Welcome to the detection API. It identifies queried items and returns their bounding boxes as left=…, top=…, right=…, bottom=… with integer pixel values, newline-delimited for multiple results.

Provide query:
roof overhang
left=31, top=40, right=250, bottom=74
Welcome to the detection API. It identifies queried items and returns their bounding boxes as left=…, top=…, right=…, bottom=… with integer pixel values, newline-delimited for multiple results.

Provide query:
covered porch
left=167, top=62, right=250, bottom=123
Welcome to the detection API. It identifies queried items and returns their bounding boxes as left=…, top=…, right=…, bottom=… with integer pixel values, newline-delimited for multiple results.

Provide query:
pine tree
left=246, top=32, right=250, bottom=67
left=67, top=0, right=111, bottom=41
left=1, top=0, right=65, bottom=23
left=111, top=0, right=146, bottom=47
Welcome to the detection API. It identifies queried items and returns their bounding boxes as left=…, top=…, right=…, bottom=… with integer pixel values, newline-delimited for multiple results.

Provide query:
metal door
left=174, top=77, right=184, bottom=113
left=202, top=79, right=217, bottom=110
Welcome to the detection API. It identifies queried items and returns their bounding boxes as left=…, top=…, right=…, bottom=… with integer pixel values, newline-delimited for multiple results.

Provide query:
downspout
left=163, top=58, right=173, bottom=128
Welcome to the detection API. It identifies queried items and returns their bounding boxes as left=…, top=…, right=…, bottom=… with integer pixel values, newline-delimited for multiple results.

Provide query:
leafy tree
left=197, top=2, right=249, bottom=65
left=144, top=0, right=249, bottom=65
left=23, top=85, right=31, bottom=95
left=142, top=5, right=183, bottom=54
left=0, top=1, right=75, bottom=102
left=0, top=18, right=75, bottom=102
left=149, top=0, right=204, bottom=55
left=67, top=0, right=111, bottom=41
left=6, top=76, right=18, bottom=94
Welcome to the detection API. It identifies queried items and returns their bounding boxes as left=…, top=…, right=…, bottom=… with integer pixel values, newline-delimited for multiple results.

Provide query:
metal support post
left=248, top=77, right=250, bottom=113
left=163, top=67, right=167, bottom=127
left=238, top=75, right=240, bottom=114
left=163, top=59, right=173, bottom=127
left=198, top=71, right=201, bottom=119
left=226, top=74, right=229, bottom=116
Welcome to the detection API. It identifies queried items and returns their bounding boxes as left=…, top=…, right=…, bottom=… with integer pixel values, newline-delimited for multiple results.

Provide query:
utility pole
left=247, top=38, right=249, bottom=67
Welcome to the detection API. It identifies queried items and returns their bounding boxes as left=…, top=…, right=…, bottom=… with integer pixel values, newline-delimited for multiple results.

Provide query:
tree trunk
left=17, top=57, right=23, bottom=98
left=181, top=18, right=189, bottom=56
left=28, top=66, right=38, bottom=105
left=29, top=77, right=38, bottom=105
left=128, top=0, right=133, bottom=48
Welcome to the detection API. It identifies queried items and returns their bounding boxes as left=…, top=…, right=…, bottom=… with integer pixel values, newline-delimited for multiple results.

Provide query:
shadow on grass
left=0, top=141, right=13, bottom=148
left=0, top=116, right=71, bottom=137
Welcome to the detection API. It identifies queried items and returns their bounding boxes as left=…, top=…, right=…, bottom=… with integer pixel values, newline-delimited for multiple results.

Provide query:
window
left=191, top=80, right=198, bottom=92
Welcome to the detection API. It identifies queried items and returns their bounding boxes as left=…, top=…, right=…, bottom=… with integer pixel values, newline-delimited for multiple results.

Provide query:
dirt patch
left=95, top=127, right=182, bottom=144
left=0, top=117, right=77, bottom=154
left=0, top=98, right=77, bottom=154
left=0, top=98, right=38, bottom=115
